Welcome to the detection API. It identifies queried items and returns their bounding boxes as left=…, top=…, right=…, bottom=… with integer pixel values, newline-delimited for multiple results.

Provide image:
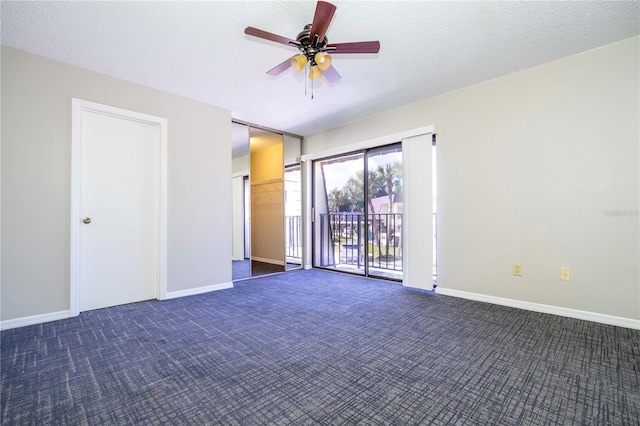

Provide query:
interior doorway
left=70, top=99, right=167, bottom=315
left=230, top=121, right=303, bottom=280
left=312, top=144, right=403, bottom=280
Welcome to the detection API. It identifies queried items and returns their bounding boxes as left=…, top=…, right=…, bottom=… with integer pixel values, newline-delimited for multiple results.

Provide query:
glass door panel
left=365, top=145, right=403, bottom=280
left=284, top=165, right=302, bottom=270
left=312, top=143, right=403, bottom=281
left=313, top=153, right=366, bottom=275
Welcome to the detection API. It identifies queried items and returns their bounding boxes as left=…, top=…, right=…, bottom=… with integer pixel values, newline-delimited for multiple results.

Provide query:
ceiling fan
left=244, top=1, right=380, bottom=83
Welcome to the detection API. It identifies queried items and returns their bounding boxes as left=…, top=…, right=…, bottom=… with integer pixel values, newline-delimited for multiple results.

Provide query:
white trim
left=300, top=125, right=435, bottom=162
left=165, top=282, right=234, bottom=300
left=70, top=101, right=82, bottom=316
left=436, top=287, right=640, bottom=330
left=158, top=112, right=168, bottom=300
left=70, top=98, right=168, bottom=315
left=402, top=140, right=411, bottom=287
left=301, top=160, right=313, bottom=270
left=251, top=256, right=285, bottom=266
left=0, top=311, right=72, bottom=331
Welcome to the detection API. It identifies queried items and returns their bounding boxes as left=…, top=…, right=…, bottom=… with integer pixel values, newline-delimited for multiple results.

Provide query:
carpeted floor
left=232, top=259, right=251, bottom=280
left=1, top=269, right=639, bottom=425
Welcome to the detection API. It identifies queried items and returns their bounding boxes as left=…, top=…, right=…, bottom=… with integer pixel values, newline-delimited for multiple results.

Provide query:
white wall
left=284, top=134, right=301, bottom=166
left=1, top=46, right=233, bottom=322
left=304, top=36, right=639, bottom=323
left=232, top=155, right=249, bottom=175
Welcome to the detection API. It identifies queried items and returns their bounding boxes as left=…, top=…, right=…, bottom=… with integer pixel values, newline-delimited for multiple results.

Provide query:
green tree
left=345, top=169, right=384, bottom=247
left=344, top=177, right=361, bottom=212
left=377, top=161, right=402, bottom=246
left=328, top=188, right=350, bottom=213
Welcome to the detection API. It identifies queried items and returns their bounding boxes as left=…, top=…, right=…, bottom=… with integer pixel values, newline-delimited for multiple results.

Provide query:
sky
left=321, top=150, right=403, bottom=193
left=318, top=146, right=437, bottom=211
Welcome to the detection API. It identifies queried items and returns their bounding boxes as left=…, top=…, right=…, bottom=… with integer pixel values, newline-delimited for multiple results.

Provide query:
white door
left=78, top=108, right=159, bottom=311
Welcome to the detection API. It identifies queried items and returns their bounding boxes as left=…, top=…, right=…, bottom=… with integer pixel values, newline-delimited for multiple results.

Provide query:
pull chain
left=304, top=62, right=308, bottom=97
left=303, top=62, right=315, bottom=99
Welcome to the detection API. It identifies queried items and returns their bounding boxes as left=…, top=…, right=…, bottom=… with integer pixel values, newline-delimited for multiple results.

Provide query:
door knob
left=82, top=217, right=92, bottom=224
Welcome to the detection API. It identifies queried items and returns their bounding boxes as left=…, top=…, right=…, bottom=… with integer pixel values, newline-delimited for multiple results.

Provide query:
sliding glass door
left=366, top=145, right=403, bottom=280
left=312, top=144, right=403, bottom=280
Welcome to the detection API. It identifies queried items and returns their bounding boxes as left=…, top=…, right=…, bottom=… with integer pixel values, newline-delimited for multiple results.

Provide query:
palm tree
left=377, top=161, right=402, bottom=241
left=345, top=169, right=384, bottom=252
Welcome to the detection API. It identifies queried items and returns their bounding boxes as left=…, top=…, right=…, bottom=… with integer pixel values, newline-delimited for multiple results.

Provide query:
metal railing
left=285, top=216, right=302, bottom=260
left=318, top=213, right=404, bottom=272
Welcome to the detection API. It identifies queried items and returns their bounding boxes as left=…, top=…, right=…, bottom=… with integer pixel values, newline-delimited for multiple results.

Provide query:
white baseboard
left=1, top=282, right=235, bottom=330
left=436, top=287, right=640, bottom=330
left=0, top=310, right=72, bottom=331
left=251, top=256, right=285, bottom=266
left=164, top=282, right=234, bottom=300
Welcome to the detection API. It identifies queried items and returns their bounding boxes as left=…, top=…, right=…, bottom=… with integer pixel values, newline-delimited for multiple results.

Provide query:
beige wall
left=1, top=46, right=232, bottom=321
left=304, top=36, right=639, bottom=321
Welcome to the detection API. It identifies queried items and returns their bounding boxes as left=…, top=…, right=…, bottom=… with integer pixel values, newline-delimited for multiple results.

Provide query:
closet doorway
left=231, top=121, right=302, bottom=280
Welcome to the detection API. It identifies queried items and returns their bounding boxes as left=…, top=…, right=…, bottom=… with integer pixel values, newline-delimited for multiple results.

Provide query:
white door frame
left=70, top=98, right=168, bottom=317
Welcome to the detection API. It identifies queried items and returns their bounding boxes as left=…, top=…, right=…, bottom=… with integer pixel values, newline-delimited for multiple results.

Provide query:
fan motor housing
left=296, top=24, right=328, bottom=65
left=297, top=24, right=328, bottom=47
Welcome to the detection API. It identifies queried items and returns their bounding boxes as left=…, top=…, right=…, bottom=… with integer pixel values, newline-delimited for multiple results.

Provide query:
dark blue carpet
left=2, top=269, right=639, bottom=425
left=232, top=259, right=250, bottom=281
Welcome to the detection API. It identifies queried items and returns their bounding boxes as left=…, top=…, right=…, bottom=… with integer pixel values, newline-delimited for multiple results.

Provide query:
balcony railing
left=318, top=213, right=404, bottom=272
left=285, top=215, right=302, bottom=260
left=292, top=212, right=436, bottom=279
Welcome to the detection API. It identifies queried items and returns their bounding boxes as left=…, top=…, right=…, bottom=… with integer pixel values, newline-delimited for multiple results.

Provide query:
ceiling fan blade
left=245, top=26, right=297, bottom=47
left=266, top=57, right=294, bottom=76
left=310, top=1, right=336, bottom=44
left=327, top=41, right=380, bottom=54
left=323, top=65, right=341, bottom=83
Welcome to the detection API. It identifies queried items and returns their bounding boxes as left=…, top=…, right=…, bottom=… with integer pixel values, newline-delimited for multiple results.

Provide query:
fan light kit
left=244, top=1, right=380, bottom=93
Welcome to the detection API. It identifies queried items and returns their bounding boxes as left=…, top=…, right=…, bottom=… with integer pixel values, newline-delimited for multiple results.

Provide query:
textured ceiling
left=2, top=1, right=639, bottom=143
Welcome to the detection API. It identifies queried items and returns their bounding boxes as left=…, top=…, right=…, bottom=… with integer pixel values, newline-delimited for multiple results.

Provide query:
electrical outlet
left=560, top=268, right=571, bottom=281
left=512, top=263, right=523, bottom=277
